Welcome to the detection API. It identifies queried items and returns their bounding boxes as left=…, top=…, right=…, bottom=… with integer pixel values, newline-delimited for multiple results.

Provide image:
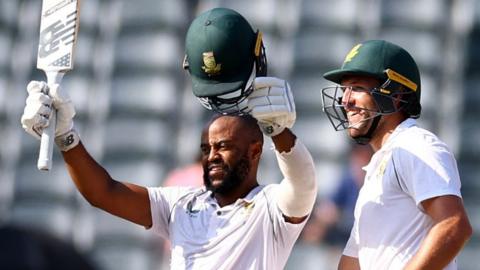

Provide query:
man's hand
left=21, top=81, right=79, bottom=151
left=247, top=77, right=296, bottom=137
left=21, top=81, right=53, bottom=139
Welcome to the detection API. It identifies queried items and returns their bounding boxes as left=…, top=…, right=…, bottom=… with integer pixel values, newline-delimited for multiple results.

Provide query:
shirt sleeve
left=394, top=137, right=462, bottom=207
left=147, top=186, right=195, bottom=238
left=274, top=138, right=317, bottom=218
left=343, top=218, right=359, bottom=257
left=264, top=185, right=308, bottom=249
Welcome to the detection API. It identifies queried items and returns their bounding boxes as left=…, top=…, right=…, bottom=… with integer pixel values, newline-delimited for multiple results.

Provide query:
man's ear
left=249, top=141, right=263, bottom=161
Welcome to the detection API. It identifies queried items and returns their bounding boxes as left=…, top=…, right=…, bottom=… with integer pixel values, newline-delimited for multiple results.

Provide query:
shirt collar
left=203, top=185, right=264, bottom=206
left=381, top=118, right=417, bottom=151
left=363, top=118, right=417, bottom=172
left=239, top=185, right=264, bottom=203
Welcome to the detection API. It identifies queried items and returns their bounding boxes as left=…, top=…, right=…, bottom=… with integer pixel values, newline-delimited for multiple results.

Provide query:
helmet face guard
left=321, top=78, right=412, bottom=131
left=197, top=66, right=256, bottom=115
left=321, top=85, right=349, bottom=131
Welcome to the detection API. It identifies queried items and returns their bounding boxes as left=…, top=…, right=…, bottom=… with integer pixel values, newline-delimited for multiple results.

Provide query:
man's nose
left=208, top=149, right=220, bottom=162
left=342, top=87, right=355, bottom=110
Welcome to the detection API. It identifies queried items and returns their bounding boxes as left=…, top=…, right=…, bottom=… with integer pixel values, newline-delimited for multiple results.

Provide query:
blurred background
left=0, top=0, right=478, bottom=269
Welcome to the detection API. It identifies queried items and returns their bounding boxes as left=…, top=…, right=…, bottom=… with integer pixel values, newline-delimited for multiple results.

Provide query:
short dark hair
left=207, top=113, right=263, bottom=145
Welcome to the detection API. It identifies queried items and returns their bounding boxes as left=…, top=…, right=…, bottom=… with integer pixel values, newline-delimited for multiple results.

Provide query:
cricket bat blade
left=36, top=0, right=80, bottom=171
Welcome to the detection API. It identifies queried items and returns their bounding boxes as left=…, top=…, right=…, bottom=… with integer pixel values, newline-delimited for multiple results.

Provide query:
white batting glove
left=247, top=77, right=296, bottom=137
left=21, top=81, right=53, bottom=139
left=21, top=81, right=79, bottom=151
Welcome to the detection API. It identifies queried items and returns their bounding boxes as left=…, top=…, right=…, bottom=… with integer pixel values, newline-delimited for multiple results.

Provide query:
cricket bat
left=36, top=0, right=80, bottom=171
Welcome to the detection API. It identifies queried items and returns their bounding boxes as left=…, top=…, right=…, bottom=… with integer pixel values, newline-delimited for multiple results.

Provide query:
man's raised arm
left=248, top=77, right=317, bottom=223
left=21, top=81, right=152, bottom=227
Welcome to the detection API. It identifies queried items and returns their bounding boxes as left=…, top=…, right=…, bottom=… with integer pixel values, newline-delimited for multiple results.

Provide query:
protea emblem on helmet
left=343, top=44, right=362, bottom=64
left=202, top=52, right=221, bottom=75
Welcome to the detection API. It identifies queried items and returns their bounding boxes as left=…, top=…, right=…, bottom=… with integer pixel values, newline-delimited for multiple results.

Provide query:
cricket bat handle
left=38, top=109, right=56, bottom=170
left=37, top=72, right=64, bottom=171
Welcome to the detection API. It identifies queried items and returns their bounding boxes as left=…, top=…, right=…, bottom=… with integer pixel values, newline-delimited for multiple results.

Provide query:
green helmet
left=324, top=39, right=421, bottom=118
left=321, top=40, right=422, bottom=144
left=183, top=8, right=267, bottom=115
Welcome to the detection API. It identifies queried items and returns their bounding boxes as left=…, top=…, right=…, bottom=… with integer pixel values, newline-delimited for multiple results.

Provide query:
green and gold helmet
left=323, top=40, right=421, bottom=118
left=183, top=8, right=267, bottom=115
left=321, top=40, right=422, bottom=144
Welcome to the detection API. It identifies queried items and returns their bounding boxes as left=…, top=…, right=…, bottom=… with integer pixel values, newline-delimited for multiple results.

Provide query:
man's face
left=200, top=117, right=252, bottom=195
left=340, top=76, right=381, bottom=139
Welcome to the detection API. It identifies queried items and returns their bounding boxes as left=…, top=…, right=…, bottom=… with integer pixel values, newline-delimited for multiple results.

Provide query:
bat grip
left=38, top=110, right=56, bottom=171
left=37, top=72, right=64, bottom=171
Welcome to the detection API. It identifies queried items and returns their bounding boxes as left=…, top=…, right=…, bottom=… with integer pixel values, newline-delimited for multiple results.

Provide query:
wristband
left=258, top=121, right=285, bottom=137
left=55, top=129, right=80, bottom=152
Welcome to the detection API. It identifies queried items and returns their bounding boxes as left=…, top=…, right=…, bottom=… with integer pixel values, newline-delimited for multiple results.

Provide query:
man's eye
left=351, top=86, right=369, bottom=92
left=219, top=142, right=229, bottom=149
left=219, top=144, right=228, bottom=150
left=200, top=146, right=210, bottom=155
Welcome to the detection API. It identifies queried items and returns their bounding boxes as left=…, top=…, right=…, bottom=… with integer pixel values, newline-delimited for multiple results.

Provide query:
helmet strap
left=353, top=114, right=381, bottom=145
left=254, top=31, right=267, bottom=76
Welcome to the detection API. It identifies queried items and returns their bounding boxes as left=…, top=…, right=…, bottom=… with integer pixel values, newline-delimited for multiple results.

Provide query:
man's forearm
left=62, top=141, right=152, bottom=226
left=338, top=255, right=360, bottom=270
left=273, top=131, right=317, bottom=219
left=62, top=141, right=115, bottom=206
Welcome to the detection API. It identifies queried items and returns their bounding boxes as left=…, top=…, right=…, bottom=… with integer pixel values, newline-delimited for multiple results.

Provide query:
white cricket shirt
left=344, top=118, right=462, bottom=270
left=148, top=185, right=305, bottom=270
left=148, top=141, right=314, bottom=270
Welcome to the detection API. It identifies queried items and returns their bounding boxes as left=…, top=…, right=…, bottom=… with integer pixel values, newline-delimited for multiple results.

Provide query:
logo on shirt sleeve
left=186, top=199, right=200, bottom=217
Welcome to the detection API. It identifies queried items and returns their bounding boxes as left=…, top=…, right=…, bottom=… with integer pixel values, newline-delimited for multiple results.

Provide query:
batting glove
left=21, top=81, right=79, bottom=152
left=247, top=77, right=296, bottom=137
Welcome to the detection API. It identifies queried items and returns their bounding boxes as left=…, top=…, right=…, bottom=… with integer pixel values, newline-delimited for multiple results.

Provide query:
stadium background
left=0, top=0, right=478, bottom=269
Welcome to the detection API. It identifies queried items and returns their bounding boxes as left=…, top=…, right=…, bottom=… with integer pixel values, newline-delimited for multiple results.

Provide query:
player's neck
left=369, top=113, right=405, bottom=152
left=214, top=182, right=259, bottom=207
